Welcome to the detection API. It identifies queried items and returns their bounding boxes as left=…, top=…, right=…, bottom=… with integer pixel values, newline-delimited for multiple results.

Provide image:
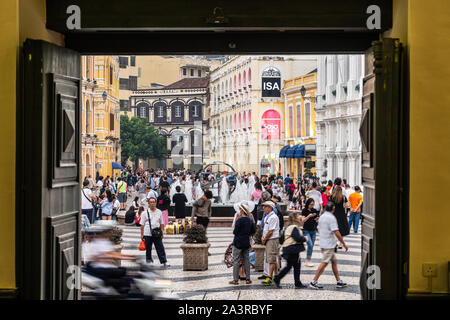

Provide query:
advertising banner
left=261, top=110, right=281, bottom=140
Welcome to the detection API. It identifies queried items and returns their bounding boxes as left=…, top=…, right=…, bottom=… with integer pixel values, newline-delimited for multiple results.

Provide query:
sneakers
left=262, top=277, right=274, bottom=286
left=309, top=281, right=323, bottom=290
left=336, top=280, right=347, bottom=288
left=257, top=274, right=268, bottom=280
left=305, top=261, right=314, bottom=267
left=161, top=263, right=170, bottom=269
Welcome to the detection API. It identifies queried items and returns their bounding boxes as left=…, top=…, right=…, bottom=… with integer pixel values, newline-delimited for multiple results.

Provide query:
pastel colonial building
left=315, top=55, right=364, bottom=187
left=129, top=77, right=210, bottom=171
left=209, top=55, right=316, bottom=175
left=280, top=70, right=318, bottom=180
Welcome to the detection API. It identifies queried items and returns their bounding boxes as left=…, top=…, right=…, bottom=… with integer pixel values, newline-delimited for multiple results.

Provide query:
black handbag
left=146, top=209, right=163, bottom=238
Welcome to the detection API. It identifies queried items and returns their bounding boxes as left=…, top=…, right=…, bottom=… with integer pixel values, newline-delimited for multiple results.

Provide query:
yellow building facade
left=81, top=56, right=97, bottom=180
left=91, top=56, right=121, bottom=178
left=281, top=71, right=317, bottom=182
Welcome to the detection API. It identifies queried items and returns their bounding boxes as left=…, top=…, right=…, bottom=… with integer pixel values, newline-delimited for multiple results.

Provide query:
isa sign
left=262, top=77, right=281, bottom=98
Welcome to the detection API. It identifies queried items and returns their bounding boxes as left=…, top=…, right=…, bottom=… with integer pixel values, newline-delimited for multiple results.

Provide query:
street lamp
left=300, top=85, right=317, bottom=103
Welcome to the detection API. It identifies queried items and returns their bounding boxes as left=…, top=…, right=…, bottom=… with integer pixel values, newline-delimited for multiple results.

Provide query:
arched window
left=296, top=103, right=302, bottom=137
left=171, top=100, right=184, bottom=123
left=153, top=101, right=167, bottom=123
left=189, top=100, right=202, bottom=121
left=238, top=73, right=241, bottom=88
left=234, top=75, right=236, bottom=91
left=234, top=114, right=237, bottom=130
left=86, top=154, right=90, bottom=166
left=239, top=113, right=242, bottom=129
left=243, top=112, right=246, bottom=128
left=136, top=102, right=150, bottom=121
left=248, top=68, right=251, bottom=83
left=243, top=71, right=246, bottom=87
left=248, top=110, right=252, bottom=127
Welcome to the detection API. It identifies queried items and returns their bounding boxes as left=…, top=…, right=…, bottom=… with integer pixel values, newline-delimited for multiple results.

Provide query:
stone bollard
left=252, top=244, right=266, bottom=272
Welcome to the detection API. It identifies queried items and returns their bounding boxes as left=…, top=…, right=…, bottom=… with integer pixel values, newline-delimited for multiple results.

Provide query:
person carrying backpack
left=273, top=212, right=308, bottom=289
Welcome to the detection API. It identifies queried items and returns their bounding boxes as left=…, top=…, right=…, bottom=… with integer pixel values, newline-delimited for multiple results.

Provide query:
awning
left=112, top=162, right=124, bottom=170
left=293, top=144, right=312, bottom=159
left=279, top=145, right=290, bottom=158
left=285, top=146, right=296, bottom=158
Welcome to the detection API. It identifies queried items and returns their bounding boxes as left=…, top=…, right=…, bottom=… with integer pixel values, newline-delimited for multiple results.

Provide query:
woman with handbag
left=140, top=197, right=169, bottom=268
left=273, top=212, right=308, bottom=289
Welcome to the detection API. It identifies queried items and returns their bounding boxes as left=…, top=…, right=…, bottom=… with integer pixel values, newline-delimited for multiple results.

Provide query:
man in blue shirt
left=284, top=174, right=292, bottom=185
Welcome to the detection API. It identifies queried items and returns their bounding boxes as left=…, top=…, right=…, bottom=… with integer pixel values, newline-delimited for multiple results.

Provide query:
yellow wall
left=0, top=0, right=18, bottom=291
left=407, top=0, right=450, bottom=294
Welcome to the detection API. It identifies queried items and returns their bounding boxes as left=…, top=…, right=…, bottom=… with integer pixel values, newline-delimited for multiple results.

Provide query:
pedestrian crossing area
left=118, top=224, right=362, bottom=300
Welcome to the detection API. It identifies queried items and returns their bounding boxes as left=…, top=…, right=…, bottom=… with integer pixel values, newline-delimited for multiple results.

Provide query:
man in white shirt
left=306, top=182, right=323, bottom=213
left=140, top=197, right=169, bottom=268
left=309, top=201, right=349, bottom=290
left=146, top=186, right=159, bottom=202
left=260, top=201, right=280, bottom=286
left=81, top=180, right=97, bottom=223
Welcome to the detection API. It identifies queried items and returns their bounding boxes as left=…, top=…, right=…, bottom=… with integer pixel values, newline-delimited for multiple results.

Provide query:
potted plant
left=180, top=224, right=210, bottom=271
left=252, top=226, right=265, bottom=272
left=109, top=226, right=123, bottom=267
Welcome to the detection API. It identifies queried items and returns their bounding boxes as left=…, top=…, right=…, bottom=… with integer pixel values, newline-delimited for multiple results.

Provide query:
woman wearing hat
left=229, top=203, right=256, bottom=285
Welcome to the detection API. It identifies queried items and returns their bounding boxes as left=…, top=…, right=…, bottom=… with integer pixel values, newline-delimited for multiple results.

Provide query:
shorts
left=118, top=193, right=127, bottom=203
left=321, top=248, right=337, bottom=264
left=265, top=238, right=280, bottom=264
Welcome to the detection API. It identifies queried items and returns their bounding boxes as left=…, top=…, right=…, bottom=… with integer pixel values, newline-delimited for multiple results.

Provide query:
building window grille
left=305, top=102, right=311, bottom=137
left=296, top=103, right=302, bottom=137
left=289, top=105, right=294, bottom=138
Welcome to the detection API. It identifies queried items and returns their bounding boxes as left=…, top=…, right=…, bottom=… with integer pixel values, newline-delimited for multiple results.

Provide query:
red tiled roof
left=165, top=77, right=209, bottom=89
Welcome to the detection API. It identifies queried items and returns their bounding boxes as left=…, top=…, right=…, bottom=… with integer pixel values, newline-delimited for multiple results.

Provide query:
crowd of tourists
left=81, top=167, right=363, bottom=289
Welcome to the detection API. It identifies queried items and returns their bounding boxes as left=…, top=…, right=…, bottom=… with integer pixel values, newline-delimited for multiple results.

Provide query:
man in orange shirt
left=348, top=186, right=363, bottom=233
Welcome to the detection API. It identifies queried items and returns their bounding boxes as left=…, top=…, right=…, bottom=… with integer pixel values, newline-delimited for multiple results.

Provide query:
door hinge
left=403, top=261, right=408, bottom=275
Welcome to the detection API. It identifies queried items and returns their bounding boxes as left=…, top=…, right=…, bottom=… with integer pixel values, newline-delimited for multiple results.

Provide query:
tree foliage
left=120, top=115, right=167, bottom=164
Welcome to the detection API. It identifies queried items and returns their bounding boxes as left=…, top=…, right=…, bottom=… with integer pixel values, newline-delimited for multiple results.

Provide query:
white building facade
left=315, top=55, right=364, bottom=187
left=208, top=56, right=316, bottom=175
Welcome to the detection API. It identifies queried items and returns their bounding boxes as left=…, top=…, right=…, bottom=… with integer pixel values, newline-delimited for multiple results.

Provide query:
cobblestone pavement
left=119, top=222, right=362, bottom=300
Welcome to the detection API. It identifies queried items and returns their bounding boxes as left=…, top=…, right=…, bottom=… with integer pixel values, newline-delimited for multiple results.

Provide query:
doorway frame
left=17, top=30, right=409, bottom=299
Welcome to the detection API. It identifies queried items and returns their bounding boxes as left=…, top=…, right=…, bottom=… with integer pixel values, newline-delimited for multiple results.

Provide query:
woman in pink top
left=251, top=182, right=263, bottom=204
left=321, top=186, right=329, bottom=208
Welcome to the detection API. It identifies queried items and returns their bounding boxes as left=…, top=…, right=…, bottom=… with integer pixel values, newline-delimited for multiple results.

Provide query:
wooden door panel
left=20, top=40, right=81, bottom=300
left=360, top=39, right=404, bottom=300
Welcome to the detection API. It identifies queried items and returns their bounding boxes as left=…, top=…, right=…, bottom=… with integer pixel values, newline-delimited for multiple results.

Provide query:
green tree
left=120, top=115, right=167, bottom=167
left=303, top=160, right=315, bottom=179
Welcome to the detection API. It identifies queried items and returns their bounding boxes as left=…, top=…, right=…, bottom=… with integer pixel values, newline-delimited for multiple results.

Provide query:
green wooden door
left=18, top=40, right=81, bottom=300
left=360, top=38, right=406, bottom=300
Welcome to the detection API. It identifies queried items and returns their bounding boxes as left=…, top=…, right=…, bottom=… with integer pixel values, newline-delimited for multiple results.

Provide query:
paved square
left=119, top=225, right=362, bottom=300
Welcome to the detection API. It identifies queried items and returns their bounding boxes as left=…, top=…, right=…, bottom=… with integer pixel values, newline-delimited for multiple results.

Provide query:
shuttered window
left=110, top=113, right=115, bottom=131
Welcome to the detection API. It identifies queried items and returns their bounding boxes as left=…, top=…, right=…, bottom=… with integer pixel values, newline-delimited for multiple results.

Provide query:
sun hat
left=262, top=201, right=275, bottom=209
left=238, top=203, right=250, bottom=215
